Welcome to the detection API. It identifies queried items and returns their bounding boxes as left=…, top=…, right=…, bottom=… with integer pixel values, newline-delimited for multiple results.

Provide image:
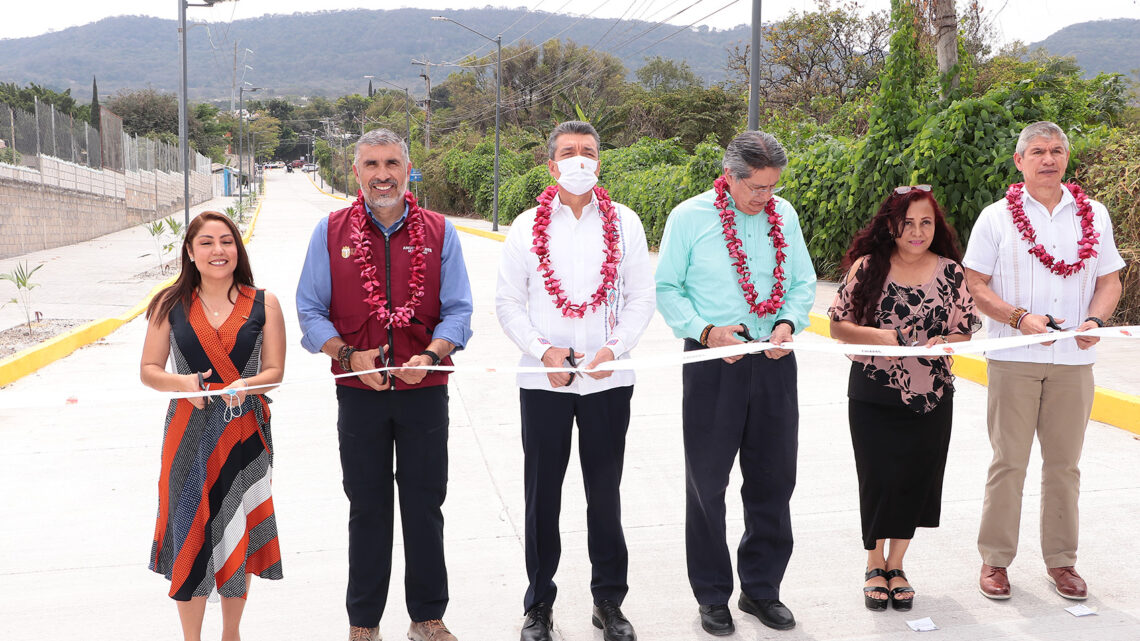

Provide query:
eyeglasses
left=738, top=178, right=783, bottom=195
left=894, top=184, right=932, bottom=195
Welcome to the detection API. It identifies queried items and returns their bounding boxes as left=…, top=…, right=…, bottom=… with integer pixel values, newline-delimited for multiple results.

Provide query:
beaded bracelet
left=337, top=344, right=357, bottom=372
left=1009, top=307, right=1028, bottom=329
left=699, top=324, right=714, bottom=347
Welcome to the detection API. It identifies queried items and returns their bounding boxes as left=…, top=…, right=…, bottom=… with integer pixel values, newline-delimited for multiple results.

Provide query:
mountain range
left=0, top=10, right=1135, bottom=103
left=0, top=8, right=750, bottom=102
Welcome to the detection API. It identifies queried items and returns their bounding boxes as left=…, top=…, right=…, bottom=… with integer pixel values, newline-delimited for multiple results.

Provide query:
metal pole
left=405, top=88, right=412, bottom=142
left=747, top=0, right=762, bottom=131
left=178, top=0, right=191, bottom=227
left=343, top=137, right=350, bottom=197
left=493, top=35, right=501, bottom=231
left=238, top=88, right=245, bottom=210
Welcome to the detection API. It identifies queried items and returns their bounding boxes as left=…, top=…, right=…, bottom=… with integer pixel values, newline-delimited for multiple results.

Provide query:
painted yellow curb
left=453, top=225, right=507, bottom=242
left=306, top=171, right=350, bottom=201
left=805, top=311, right=1139, bottom=435
left=0, top=190, right=267, bottom=388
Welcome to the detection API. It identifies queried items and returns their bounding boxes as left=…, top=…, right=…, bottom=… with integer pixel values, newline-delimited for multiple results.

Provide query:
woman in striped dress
left=140, top=211, right=286, bottom=641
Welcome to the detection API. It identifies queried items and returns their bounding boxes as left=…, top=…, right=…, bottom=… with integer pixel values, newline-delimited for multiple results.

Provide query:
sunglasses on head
left=894, top=184, right=932, bottom=195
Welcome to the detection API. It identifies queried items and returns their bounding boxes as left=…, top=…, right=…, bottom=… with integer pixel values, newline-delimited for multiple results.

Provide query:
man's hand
left=542, top=347, right=583, bottom=387
left=765, top=322, right=794, bottom=360
left=1020, top=313, right=1061, bottom=346
left=1075, top=319, right=1101, bottom=350
left=352, top=345, right=390, bottom=391
left=394, top=352, right=433, bottom=385
left=706, top=325, right=747, bottom=364
left=584, top=347, right=616, bottom=380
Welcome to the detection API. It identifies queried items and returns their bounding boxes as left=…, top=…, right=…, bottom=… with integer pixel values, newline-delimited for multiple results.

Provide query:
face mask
left=555, top=156, right=599, bottom=195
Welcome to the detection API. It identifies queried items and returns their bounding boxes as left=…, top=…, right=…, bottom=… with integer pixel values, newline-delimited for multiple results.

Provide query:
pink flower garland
left=349, top=190, right=427, bottom=328
left=714, top=174, right=787, bottom=318
left=1005, top=182, right=1099, bottom=277
left=530, top=185, right=622, bottom=319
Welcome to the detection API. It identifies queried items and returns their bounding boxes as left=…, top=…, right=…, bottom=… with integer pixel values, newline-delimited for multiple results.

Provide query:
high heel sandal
left=864, top=568, right=889, bottom=611
left=886, top=568, right=915, bottom=611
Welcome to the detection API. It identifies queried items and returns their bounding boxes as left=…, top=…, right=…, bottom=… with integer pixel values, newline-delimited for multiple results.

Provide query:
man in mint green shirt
left=655, top=130, right=816, bottom=636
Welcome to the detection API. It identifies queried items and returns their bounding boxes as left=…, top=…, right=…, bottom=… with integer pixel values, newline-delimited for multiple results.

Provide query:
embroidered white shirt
left=963, top=186, right=1125, bottom=365
left=495, top=193, right=656, bottom=394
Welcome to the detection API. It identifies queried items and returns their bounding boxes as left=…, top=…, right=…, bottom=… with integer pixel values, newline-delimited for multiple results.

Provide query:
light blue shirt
left=655, top=189, right=817, bottom=340
left=296, top=203, right=474, bottom=353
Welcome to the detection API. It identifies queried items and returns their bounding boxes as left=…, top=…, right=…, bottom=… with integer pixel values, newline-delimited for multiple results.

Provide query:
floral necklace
left=714, top=174, right=787, bottom=318
left=349, top=190, right=427, bottom=328
left=530, top=185, right=622, bottom=319
left=1005, top=182, right=1099, bottom=278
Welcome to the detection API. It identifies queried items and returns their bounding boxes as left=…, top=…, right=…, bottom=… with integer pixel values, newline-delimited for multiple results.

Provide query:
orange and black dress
left=149, top=285, right=282, bottom=600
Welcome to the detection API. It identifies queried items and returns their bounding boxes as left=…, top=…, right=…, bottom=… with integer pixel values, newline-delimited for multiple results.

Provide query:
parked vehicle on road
left=302, top=163, right=318, bottom=172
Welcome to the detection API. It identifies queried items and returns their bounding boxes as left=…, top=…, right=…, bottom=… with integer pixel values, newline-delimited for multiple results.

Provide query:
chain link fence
left=0, top=98, right=208, bottom=174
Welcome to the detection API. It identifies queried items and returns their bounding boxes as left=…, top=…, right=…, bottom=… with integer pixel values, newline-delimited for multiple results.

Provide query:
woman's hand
left=182, top=368, right=212, bottom=410
left=220, top=376, right=247, bottom=408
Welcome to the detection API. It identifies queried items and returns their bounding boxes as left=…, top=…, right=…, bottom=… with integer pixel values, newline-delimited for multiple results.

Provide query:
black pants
left=336, top=384, right=450, bottom=627
left=520, top=386, right=633, bottom=612
left=682, top=341, right=799, bottom=604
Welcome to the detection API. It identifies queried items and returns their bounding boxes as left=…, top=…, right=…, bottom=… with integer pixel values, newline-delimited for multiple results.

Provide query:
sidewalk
left=0, top=170, right=1138, bottom=640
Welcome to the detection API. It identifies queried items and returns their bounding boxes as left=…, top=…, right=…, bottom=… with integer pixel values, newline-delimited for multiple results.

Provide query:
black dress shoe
left=521, top=603, right=553, bottom=641
left=592, top=600, right=636, bottom=641
left=738, top=593, right=795, bottom=631
left=698, top=604, right=735, bottom=636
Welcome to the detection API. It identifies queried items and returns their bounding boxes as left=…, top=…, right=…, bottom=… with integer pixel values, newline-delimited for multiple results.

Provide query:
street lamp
left=432, top=16, right=502, bottom=231
left=364, top=75, right=413, bottom=142
left=178, top=0, right=238, bottom=227
left=238, top=83, right=261, bottom=210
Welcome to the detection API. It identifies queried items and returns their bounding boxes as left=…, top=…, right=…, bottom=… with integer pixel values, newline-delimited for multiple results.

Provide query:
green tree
left=0, top=82, right=80, bottom=116
left=636, top=56, right=703, bottom=92
left=106, top=88, right=181, bottom=137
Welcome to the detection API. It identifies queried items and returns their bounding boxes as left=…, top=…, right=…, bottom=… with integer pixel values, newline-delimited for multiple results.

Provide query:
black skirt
left=848, top=369, right=953, bottom=550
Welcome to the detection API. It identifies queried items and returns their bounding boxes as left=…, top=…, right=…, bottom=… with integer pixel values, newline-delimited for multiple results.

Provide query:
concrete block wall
left=0, top=159, right=213, bottom=259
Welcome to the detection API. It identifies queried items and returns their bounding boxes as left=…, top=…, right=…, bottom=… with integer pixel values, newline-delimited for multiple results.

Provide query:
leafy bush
left=498, top=165, right=555, bottom=225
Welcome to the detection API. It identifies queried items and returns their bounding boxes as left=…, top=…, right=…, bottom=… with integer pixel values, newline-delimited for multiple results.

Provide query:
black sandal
left=864, top=568, right=889, bottom=610
left=886, top=568, right=915, bottom=611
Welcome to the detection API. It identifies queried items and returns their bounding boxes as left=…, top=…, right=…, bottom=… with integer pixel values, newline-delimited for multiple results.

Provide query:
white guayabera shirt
left=495, top=192, right=656, bottom=394
left=963, top=186, right=1125, bottom=365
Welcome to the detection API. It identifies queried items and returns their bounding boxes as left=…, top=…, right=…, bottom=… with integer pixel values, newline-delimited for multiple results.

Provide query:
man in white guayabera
left=495, top=120, right=655, bottom=641
left=963, top=120, right=1124, bottom=603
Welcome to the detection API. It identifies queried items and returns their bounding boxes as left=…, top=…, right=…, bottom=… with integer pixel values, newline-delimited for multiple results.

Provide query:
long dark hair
left=839, top=189, right=962, bottom=325
left=145, top=211, right=255, bottom=322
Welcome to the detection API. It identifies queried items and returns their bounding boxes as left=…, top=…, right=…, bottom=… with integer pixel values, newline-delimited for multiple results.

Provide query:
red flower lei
left=1005, top=182, right=1099, bottom=277
left=349, top=190, right=427, bottom=328
left=530, top=185, right=622, bottom=319
left=714, top=174, right=787, bottom=318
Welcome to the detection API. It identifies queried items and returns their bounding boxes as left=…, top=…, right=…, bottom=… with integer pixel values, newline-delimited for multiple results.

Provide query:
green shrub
left=499, top=165, right=556, bottom=225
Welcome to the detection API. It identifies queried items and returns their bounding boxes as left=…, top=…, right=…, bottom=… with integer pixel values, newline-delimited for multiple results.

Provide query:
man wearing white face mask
left=496, top=121, right=655, bottom=641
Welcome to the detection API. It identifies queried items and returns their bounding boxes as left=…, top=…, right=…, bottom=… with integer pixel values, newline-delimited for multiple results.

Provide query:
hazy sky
left=2, top=0, right=1137, bottom=44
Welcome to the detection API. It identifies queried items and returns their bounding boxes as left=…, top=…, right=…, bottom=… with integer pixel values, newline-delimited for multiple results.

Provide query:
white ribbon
left=159, top=325, right=1140, bottom=400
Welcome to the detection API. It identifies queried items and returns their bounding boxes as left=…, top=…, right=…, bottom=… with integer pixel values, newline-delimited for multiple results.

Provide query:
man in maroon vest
left=297, top=128, right=473, bottom=641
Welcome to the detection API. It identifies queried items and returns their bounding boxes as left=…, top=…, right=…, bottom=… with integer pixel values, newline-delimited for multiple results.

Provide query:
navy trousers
left=336, top=384, right=450, bottom=627
left=520, top=386, right=633, bottom=612
left=681, top=340, right=799, bottom=604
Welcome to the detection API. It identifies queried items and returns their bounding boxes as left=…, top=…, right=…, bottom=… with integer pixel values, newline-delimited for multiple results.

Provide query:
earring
left=189, top=257, right=195, bottom=263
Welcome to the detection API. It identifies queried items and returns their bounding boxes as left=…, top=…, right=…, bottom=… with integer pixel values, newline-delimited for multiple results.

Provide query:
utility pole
left=412, top=58, right=433, bottom=151
left=747, top=0, right=762, bottom=130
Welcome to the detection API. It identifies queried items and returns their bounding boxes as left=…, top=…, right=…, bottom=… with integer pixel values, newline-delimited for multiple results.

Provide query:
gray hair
left=355, top=128, right=409, bottom=164
left=723, top=130, right=788, bottom=178
left=1015, top=121, right=1069, bottom=156
left=547, top=121, right=601, bottom=159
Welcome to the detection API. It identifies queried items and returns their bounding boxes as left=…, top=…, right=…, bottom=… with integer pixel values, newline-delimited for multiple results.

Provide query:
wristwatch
left=419, top=349, right=442, bottom=366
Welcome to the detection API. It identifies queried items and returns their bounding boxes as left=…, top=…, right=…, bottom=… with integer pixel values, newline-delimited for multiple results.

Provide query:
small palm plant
left=1, top=261, right=44, bottom=334
left=145, top=219, right=167, bottom=272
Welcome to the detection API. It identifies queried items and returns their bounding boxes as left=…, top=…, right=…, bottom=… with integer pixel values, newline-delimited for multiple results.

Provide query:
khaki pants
left=977, top=360, right=1094, bottom=568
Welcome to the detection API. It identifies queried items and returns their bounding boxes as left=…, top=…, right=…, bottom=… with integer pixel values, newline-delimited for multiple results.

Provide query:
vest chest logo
left=403, top=245, right=433, bottom=254
left=341, top=246, right=353, bottom=259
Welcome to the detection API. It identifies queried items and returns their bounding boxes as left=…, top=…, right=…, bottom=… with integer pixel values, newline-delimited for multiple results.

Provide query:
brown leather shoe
left=1047, top=566, right=1088, bottom=600
left=408, top=619, right=457, bottom=641
left=349, top=626, right=381, bottom=641
left=979, top=563, right=1011, bottom=600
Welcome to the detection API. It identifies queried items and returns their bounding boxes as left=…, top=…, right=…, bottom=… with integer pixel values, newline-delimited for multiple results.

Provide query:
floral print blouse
left=828, top=256, right=980, bottom=415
